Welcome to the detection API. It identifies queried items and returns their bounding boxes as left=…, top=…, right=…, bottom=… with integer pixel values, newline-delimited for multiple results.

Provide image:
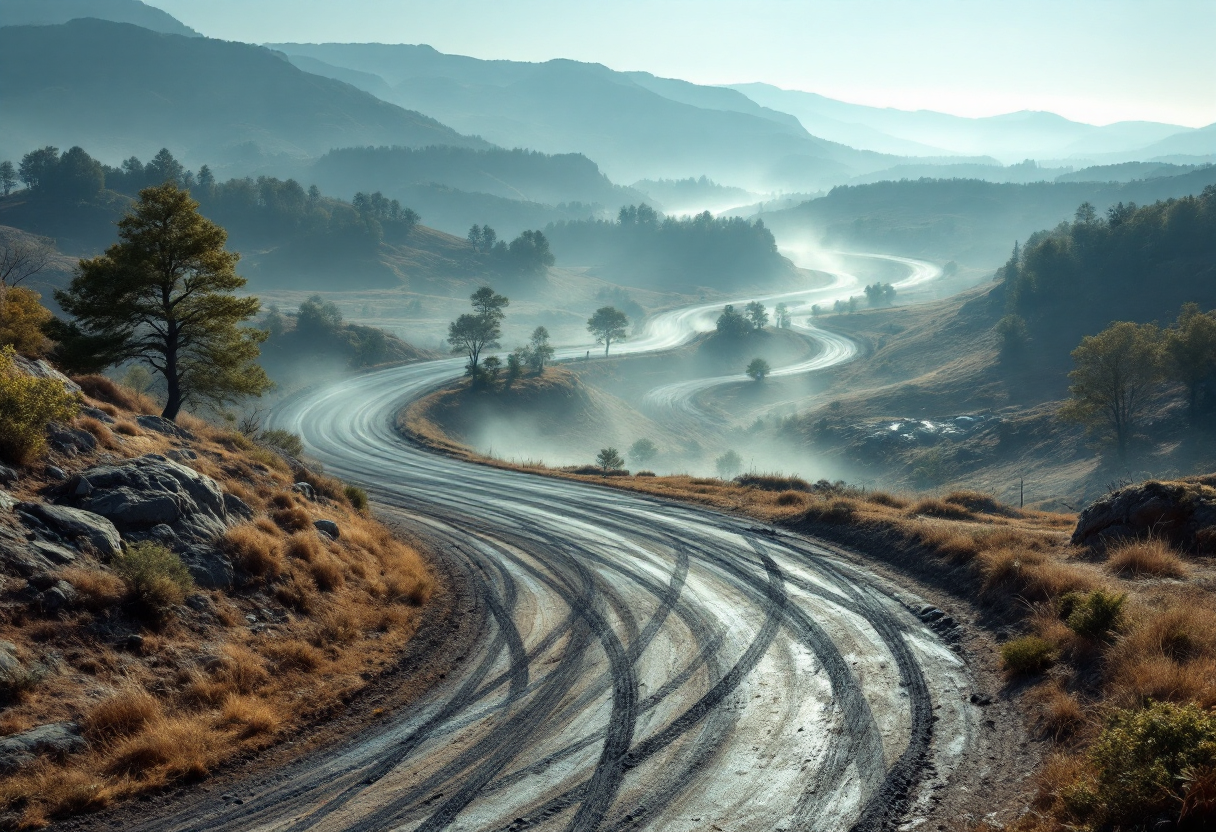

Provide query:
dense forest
left=0, top=145, right=555, bottom=288
left=544, top=204, right=792, bottom=290
left=993, top=186, right=1216, bottom=355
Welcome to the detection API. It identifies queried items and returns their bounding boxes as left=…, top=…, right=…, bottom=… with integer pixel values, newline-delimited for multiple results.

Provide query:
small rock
left=0, top=723, right=86, bottom=774
left=42, top=584, right=75, bottom=614
left=125, top=634, right=145, bottom=653
left=185, top=593, right=213, bottom=613
left=179, top=544, right=234, bottom=590
left=0, top=490, right=14, bottom=512
left=313, top=519, right=340, bottom=539
left=28, top=573, right=57, bottom=592
left=81, top=405, right=115, bottom=424
left=45, top=465, right=67, bottom=481
left=136, top=415, right=195, bottom=440
left=223, top=493, right=254, bottom=522
left=71, top=476, right=94, bottom=498
left=0, top=642, right=21, bottom=677
left=0, top=464, right=17, bottom=486
left=47, top=424, right=97, bottom=455
left=969, top=693, right=993, bottom=706
left=149, top=524, right=177, bottom=543
left=166, top=449, right=198, bottom=462
left=292, top=482, right=316, bottom=500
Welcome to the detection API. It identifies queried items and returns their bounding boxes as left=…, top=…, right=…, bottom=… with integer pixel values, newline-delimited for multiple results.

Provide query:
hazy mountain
left=0, top=0, right=198, bottom=36
left=729, top=83, right=1191, bottom=162
left=269, top=42, right=896, bottom=191
left=0, top=20, right=486, bottom=167
left=1129, top=122, right=1216, bottom=160
left=1054, top=161, right=1207, bottom=184
left=762, top=165, right=1216, bottom=267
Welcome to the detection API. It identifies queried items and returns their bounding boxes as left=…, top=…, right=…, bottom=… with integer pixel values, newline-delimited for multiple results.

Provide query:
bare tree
left=0, top=236, right=54, bottom=287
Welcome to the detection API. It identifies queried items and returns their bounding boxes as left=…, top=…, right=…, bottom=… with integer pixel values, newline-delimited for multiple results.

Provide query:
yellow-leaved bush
left=0, top=344, right=81, bottom=464
left=0, top=286, right=53, bottom=357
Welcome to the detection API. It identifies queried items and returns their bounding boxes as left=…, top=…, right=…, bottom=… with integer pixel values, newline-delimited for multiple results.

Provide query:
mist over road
left=121, top=260, right=977, bottom=832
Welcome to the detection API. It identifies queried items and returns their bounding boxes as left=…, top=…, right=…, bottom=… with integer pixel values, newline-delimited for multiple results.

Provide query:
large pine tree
left=53, top=183, right=271, bottom=420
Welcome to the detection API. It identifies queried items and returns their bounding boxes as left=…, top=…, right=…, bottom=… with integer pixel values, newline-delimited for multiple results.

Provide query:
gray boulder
left=0, top=464, right=17, bottom=486
left=47, top=424, right=97, bottom=456
left=179, top=544, right=234, bottom=590
left=12, top=355, right=81, bottom=394
left=0, top=525, right=59, bottom=576
left=313, top=519, right=340, bottom=539
left=16, top=502, right=121, bottom=557
left=0, top=489, right=14, bottom=512
left=45, top=465, right=67, bottom=481
left=81, top=405, right=115, bottom=425
left=292, top=482, right=316, bottom=500
left=1073, top=476, right=1216, bottom=553
left=59, top=454, right=230, bottom=543
left=136, top=415, right=195, bottom=440
left=0, top=642, right=21, bottom=677
left=223, top=493, right=254, bottom=522
left=0, top=723, right=86, bottom=774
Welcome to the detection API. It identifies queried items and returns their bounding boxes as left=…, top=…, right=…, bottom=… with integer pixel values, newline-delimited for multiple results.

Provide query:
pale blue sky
left=151, top=0, right=1216, bottom=127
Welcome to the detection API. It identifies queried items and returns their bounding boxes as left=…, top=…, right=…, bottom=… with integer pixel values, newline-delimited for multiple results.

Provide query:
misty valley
left=1, top=2, right=1216, bottom=831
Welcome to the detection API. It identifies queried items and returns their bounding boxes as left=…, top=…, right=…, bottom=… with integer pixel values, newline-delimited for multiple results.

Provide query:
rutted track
left=114, top=255, right=978, bottom=832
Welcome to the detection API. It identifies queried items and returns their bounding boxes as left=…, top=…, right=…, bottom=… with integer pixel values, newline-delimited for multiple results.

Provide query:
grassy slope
left=0, top=378, right=435, bottom=827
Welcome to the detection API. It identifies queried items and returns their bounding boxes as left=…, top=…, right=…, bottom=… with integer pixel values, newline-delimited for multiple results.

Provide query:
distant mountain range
left=0, top=0, right=197, bottom=36
left=0, top=19, right=486, bottom=167
left=266, top=43, right=897, bottom=192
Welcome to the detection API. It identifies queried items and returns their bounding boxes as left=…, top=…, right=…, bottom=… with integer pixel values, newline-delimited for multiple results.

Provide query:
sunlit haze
left=150, top=0, right=1216, bottom=127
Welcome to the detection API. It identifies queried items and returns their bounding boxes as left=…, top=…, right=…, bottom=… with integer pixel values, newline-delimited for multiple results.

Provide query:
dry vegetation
left=405, top=393, right=1216, bottom=831
left=0, top=378, right=434, bottom=828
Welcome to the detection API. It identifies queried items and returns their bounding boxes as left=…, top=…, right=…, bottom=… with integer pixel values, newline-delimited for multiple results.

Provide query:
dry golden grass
left=222, top=523, right=284, bottom=580
left=1030, top=682, right=1088, bottom=741
left=1, top=373, right=436, bottom=827
left=1106, top=538, right=1188, bottom=578
left=76, top=416, right=116, bottom=448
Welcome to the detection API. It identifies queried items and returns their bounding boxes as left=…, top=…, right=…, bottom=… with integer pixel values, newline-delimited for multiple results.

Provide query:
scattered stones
left=136, top=415, right=195, bottom=440
left=16, top=502, right=122, bottom=557
left=314, top=519, right=340, bottom=539
left=1072, top=477, right=1216, bottom=553
left=0, top=723, right=86, bottom=774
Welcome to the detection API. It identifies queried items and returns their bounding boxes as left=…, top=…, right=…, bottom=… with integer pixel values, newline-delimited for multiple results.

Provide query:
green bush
left=1001, top=635, right=1056, bottom=675
left=112, top=542, right=194, bottom=613
left=344, top=484, right=369, bottom=512
left=1065, top=589, right=1126, bottom=638
left=1079, top=701, right=1216, bottom=827
left=259, top=428, right=304, bottom=458
left=0, top=344, right=81, bottom=464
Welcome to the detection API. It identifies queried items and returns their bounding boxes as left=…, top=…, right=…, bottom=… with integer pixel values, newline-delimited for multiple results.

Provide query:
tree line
left=543, top=204, right=787, bottom=289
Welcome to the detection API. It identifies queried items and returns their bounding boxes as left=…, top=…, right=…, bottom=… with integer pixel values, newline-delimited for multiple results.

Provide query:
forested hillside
left=545, top=205, right=794, bottom=291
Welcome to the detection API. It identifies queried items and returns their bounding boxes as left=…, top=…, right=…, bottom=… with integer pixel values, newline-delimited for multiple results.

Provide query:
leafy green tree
left=1074, top=202, right=1098, bottom=224
left=715, top=304, right=751, bottom=339
left=588, top=306, right=628, bottom=355
left=448, top=287, right=508, bottom=376
left=596, top=447, right=624, bottom=473
left=864, top=283, right=896, bottom=307
left=1060, top=321, right=1163, bottom=457
left=628, top=438, right=657, bottom=467
left=18, top=147, right=58, bottom=191
left=1165, top=303, right=1216, bottom=419
left=297, top=294, right=343, bottom=335
left=52, top=183, right=271, bottom=421
left=529, top=326, right=554, bottom=373
left=774, top=302, right=790, bottom=329
left=715, top=450, right=743, bottom=479
left=746, top=357, right=771, bottom=381
left=995, top=314, right=1029, bottom=360
left=745, top=301, right=768, bottom=330
left=506, top=349, right=525, bottom=384
left=0, top=161, right=15, bottom=196
left=146, top=148, right=186, bottom=187
left=480, top=355, right=503, bottom=387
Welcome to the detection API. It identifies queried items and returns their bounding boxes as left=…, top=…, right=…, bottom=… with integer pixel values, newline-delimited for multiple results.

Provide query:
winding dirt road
left=108, top=256, right=985, bottom=832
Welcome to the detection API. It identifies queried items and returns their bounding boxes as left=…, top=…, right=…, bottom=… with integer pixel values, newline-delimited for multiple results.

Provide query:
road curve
left=120, top=264, right=977, bottom=832
left=641, top=254, right=940, bottom=431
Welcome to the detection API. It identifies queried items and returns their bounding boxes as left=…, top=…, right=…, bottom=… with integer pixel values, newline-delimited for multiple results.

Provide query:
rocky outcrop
left=15, top=502, right=121, bottom=558
left=136, top=415, right=194, bottom=440
left=11, top=355, right=81, bottom=394
left=0, top=723, right=86, bottom=774
left=58, top=454, right=230, bottom=543
left=1072, top=476, right=1216, bottom=553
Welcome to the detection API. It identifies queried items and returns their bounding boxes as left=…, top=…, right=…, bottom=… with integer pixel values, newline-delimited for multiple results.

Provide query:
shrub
left=1001, top=635, right=1056, bottom=675
left=775, top=490, right=806, bottom=507
left=83, top=688, right=162, bottom=743
left=736, top=473, right=811, bottom=492
left=344, top=484, right=369, bottom=511
left=59, top=567, right=125, bottom=611
left=271, top=506, right=312, bottom=532
left=908, top=497, right=973, bottom=520
left=1065, top=589, right=1126, bottom=639
left=111, top=542, right=193, bottom=613
left=72, top=374, right=141, bottom=411
left=309, top=556, right=344, bottom=592
left=222, top=524, right=283, bottom=580
left=104, top=716, right=213, bottom=778
left=77, top=416, right=114, bottom=447
left=805, top=498, right=856, bottom=524
left=0, top=344, right=81, bottom=463
left=0, top=286, right=53, bottom=356
left=219, top=695, right=280, bottom=737
left=259, top=429, right=304, bottom=458
left=1084, top=701, right=1216, bottom=827
left=634, top=470, right=656, bottom=477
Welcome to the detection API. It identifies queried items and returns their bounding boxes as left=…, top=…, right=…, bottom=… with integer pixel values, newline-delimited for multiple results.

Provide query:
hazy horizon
left=148, top=0, right=1216, bottom=128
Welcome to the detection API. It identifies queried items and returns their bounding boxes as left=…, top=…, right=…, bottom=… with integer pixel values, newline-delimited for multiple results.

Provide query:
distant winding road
left=119, top=254, right=978, bottom=832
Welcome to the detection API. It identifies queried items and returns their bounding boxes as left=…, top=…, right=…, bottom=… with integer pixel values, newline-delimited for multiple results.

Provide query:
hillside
left=762, top=166, right=1216, bottom=267
left=0, top=357, right=438, bottom=826
left=269, top=43, right=895, bottom=191
left=0, top=0, right=198, bottom=36
left=0, top=20, right=485, bottom=168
